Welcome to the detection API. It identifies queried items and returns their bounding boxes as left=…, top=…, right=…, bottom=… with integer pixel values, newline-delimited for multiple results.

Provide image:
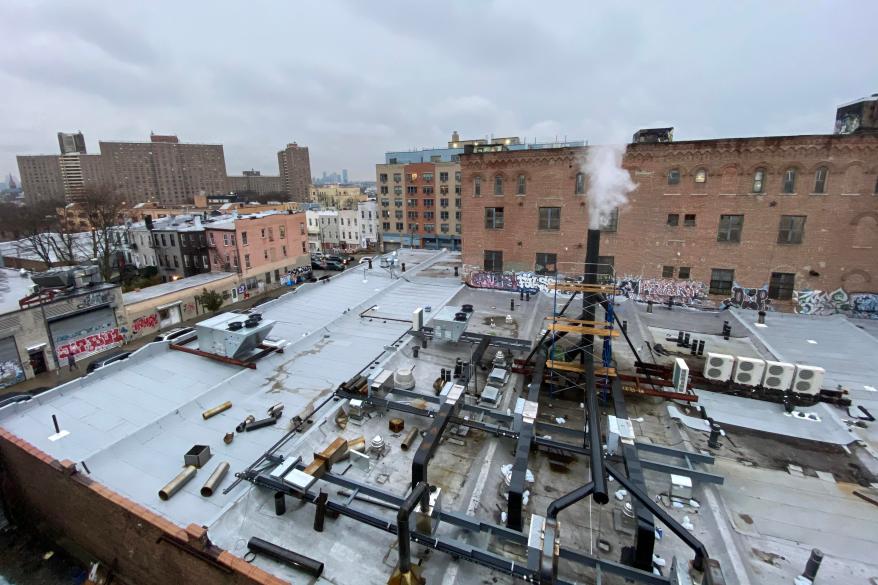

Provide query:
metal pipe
left=244, top=416, right=278, bottom=431
left=547, top=482, right=594, bottom=520
left=201, top=401, right=232, bottom=420
left=400, top=428, right=420, bottom=451
left=200, top=461, right=229, bottom=497
left=585, top=360, right=609, bottom=504
left=246, top=537, right=324, bottom=578
left=159, top=465, right=197, bottom=501
left=275, top=491, right=286, bottom=515
left=398, top=482, right=429, bottom=575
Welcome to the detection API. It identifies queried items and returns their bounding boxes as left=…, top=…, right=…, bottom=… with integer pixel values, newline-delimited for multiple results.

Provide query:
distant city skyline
left=1, top=1, right=875, bottom=182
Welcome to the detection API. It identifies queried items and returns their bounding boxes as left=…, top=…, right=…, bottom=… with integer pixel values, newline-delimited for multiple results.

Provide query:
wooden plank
left=549, top=283, right=616, bottom=293
left=546, top=323, right=619, bottom=337
left=545, top=317, right=611, bottom=327
left=544, top=360, right=617, bottom=377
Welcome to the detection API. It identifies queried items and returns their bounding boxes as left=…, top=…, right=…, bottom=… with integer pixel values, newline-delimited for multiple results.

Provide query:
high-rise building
left=341, top=169, right=349, bottom=183
left=277, top=143, right=311, bottom=202
left=57, top=132, right=87, bottom=155
left=18, top=133, right=227, bottom=205
left=227, top=170, right=284, bottom=197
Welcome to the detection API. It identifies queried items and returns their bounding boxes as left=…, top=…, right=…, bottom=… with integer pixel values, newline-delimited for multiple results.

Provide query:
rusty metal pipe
left=202, top=401, right=232, bottom=420
left=400, top=428, right=420, bottom=451
left=200, top=461, right=229, bottom=497
left=159, top=465, right=197, bottom=501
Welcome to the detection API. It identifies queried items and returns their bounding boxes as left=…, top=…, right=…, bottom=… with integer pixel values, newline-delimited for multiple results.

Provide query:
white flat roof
left=122, top=272, right=237, bottom=305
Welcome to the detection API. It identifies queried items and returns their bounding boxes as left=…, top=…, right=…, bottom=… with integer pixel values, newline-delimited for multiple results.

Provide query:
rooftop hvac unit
left=195, top=312, right=276, bottom=359
left=732, top=357, right=766, bottom=387
left=703, top=352, right=734, bottom=382
left=672, top=358, right=689, bottom=393
left=30, top=267, right=77, bottom=289
left=762, top=360, right=795, bottom=390
left=792, top=364, right=825, bottom=396
left=429, top=305, right=471, bottom=342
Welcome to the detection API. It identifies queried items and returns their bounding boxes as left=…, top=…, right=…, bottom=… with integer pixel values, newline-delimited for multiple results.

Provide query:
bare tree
left=6, top=199, right=67, bottom=269
left=79, top=185, right=127, bottom=281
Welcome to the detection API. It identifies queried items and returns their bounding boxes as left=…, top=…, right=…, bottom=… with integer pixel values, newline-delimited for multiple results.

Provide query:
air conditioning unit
left=703, top=352, right=734, bottom=382
left=733, top=357, right=766, bottom=387
left=762, top=360, right=795, bottom=390
left=672, top=358, right=689, bottom=393
left=792, top=365, right=825, bottom=396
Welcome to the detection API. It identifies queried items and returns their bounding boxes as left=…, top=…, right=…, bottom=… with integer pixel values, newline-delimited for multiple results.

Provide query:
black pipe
left=585, top=360, right=609, bottom=504
left=245, top=416, right=278, bottom=431
left=546, top=481, right=594, bottom=520
left=246, top=537, right=324, bottom=577
left=52, top=414, right=60, bottom=434
left=398, top=482, right=429, bottom=575
left=274, top=491, right=286, bottom=515
left=605, top=462, right=709, bottom=571
left=314, top=491, right=327, bottom=532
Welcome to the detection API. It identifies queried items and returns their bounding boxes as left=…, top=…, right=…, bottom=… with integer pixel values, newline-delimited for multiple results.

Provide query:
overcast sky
left=1, top=1, right=875, bottom=182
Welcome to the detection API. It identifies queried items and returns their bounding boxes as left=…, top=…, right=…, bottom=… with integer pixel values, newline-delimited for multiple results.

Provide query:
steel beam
left=640, top=459, right=725, bottom=485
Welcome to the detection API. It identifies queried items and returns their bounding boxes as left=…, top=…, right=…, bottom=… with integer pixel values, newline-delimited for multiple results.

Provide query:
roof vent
left=227, top=321, right=244, bottom=331
left=394, top=368, right=415, bottom=390
left=196, top=312, right=276, bottom=359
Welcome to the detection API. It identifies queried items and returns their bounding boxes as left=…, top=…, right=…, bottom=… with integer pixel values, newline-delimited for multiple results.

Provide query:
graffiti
left=182, top=302, right=196, bottom=314
left=74, top=290, right=114, bottom=310
left=467, top=271, right=519, bottom=291
left=726, top=283, right=770, bottom=311
left=0, top=360, right=25, bottom=389
left=132, top=313, right=159, bottom=333
left=795, top=289, right=878, bottom=319
left=633, top=278, right=706, bottom=305
left=56, top=328, right=124, bottom=360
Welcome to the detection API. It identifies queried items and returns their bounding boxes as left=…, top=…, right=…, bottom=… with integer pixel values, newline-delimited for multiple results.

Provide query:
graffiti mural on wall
left=132, top=313, right=159, bottom=333
left=466, top=271, right=520, bottom=292
left=725, top=284, right=770, bottom=311
left=627, top=278, right=707, bottom=306
left=794, top=289, right=878, bottom=319
left=56, top=328, right=124, bottom=360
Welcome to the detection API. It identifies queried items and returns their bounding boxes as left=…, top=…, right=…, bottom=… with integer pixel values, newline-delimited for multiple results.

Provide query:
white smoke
left=583, top=144, right=637, bottom=230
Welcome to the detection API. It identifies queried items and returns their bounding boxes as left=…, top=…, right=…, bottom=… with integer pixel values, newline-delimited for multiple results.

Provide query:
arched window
left=694, top=168, right=707, bottom=184
left=667, top=169, right=680, bottom=185
left=517, top=174, right=526, bottom=195
left=751, top=168, right=765, bottom=193
left=494, top=175, right=504, bottom=195
left=782, top=168, right=796, bottom=193
left=474, top=176, right=481, bottom=197
left=575, top=172, right=585, bottom=194
left=813, top=167, right=828, bottom=194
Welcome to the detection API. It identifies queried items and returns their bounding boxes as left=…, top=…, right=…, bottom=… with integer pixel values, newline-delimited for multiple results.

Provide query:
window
left=407, top=211, right=418, bottom=220
left=667, top=213, right=679, bottom=227
left=517, top=174, right=526, bottom=195
left=424, top=211, right=434, bottom=219
left=662, top=265, right=674, bottom=278
left=282, top=245, right=287, bottom=257
left=455, top=171, right=461, bottom=183
left=440, top=185, right=449, bottom=195
left=485, top=207, right=505, bottom=229
left=778, top=215, right=806, bottom=244
left=684, top=214, right=696, bottom=227
left=407, top=186, right=417, bottom=194
left=694, top=168, right=707, bottom=184
left=393, top=173, right=402, bottom=183
left=440, top=211, right=449, bottom=220
left=709, top=269, right=734, bottom=295
left=407, top=198, right=417, bottom=206
left=424, top=224, right=434, bottom=233
left=261, top=228, right=266, bottom=238
left=241, top=231, right=248, bottom=246
left=494, top=175, right=504, bottom=195
left=455, top=198, right=461, bottom=207
left=597, top=256, right=615, bottom=280
left=484, top=250, right=503, bottom=272
left=423, top=186, right=433, bottom=195
left=535, top=253, right=557, bottom=275
left=423, top=173, right=433, bottom=182
left=813, top=167, right=828, bottom=194
left=396, top=222, right=404, bottom=231
left=769, top=272, right=795, bottom=300
left=394, top=186, right=402, bottom=195
left=752, top=168, right=765, bottom=193
left=667, top=169, right=680, bottom=185
left=575, top=172, right=585, bottom=194
left=380, top=186, right=388, bottom=194
left=474, top=176, right=481, bottom=197
left=160, top=234, right=167, bottom=246
left=538, top=207, right=561, bottom=230
left=380, top=173, right=388, bottom=183
left=874, top=175, right=878, bottom=194
left=263, top=249, right=268, bottom=260
left=440, top=198, right=449, bottom=207
left=782, top=168, right=796, bottom=193
left=678, top=267, right=691, bottom=279
left=394, top=199, right=403, bottom=207
left=455, top=224, right=461, bottom=233
left=601, top=208, right=619, bottom=232
left=383, top=222, right=391, bottom=230
left=717, top=214, right=743, bottom=242
left=423, top=199, right=434, bottom=207
left=440, top=172, right=449, bottom=182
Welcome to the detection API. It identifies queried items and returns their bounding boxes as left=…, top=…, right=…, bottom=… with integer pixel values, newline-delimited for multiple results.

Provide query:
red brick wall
left=461, top=134, right=878, bottom=293
left=0, top=429, right=285, bottom=585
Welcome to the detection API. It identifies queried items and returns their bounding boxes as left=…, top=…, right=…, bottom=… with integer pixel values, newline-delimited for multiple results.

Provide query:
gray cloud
left=1, top=0, right=875, bottom=182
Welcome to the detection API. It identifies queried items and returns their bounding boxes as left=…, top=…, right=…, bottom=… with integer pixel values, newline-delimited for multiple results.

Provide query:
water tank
left=393, top=367, right=415, bottom=390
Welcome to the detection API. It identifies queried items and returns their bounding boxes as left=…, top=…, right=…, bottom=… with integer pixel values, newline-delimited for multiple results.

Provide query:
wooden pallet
left=546, top=323, right=619, bottom=337
left=546, top=316, right=612, bottom=327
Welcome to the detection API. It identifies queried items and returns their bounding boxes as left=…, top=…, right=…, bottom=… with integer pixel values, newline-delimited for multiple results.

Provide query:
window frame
left=575, top=172, right=585, bottom=194
left=535, top=252, right=558, bottom=276
left=666, top=213, right=679, bottom=227
left=683, top=213, right=697, bottom=227
left=678, top=267, right=691, bottom=280
left=709, top=268, right=734, bottom=296
left=667, top=169, right=680, bottom=186
left=768, top=272, right=796, bottom=301
left=778, top=215, right=806, bottom=244
left=517, top=174, right=526, bottom=195
left=694, top=168, right=707, bottom=185
left=474, top=176, right=481, bottom=197
left=782, top=168, right=797, bottom=194
left=484, top=250, right=503, bottom=272
left=813, top=167, right=828, bottom=194
left=717, top=214, right=743, bottom=242
left=484, top=207, right=505, bottom=230
left=661, top=265, right=674, bottom=278
left=538, top=206, right=561, bottom=231
left=493, top=175, right=504, bottom=196
left=752, top=168, right=765, bottom=193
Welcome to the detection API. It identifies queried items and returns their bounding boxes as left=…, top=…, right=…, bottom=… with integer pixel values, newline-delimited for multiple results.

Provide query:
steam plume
left=583, top=144, right=637, bottom=229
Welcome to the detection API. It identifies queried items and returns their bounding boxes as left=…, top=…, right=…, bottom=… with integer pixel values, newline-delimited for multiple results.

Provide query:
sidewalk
left=0, top=286, right=289, bottom=397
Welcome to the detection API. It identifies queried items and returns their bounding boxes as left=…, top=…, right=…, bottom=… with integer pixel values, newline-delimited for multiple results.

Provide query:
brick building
left=277, top=142, right=312, bottom=202
left=461, top=131, right=878, bottom=301
left=226, top=170, right=284, bottom=197
left=204, top=211, right=310, bottom=293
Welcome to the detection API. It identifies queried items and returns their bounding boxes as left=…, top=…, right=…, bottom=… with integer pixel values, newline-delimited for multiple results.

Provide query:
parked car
left=86, top=351, right=132, bottom=374
left=311, top=259, right=326, bottom=270
left=324, top=260, right=346, bottom=271
left=359, top=256, right=373, bottom=265
left=325, top=254, right=351, bottom=265
left=153, top=326, right=196, bottom=343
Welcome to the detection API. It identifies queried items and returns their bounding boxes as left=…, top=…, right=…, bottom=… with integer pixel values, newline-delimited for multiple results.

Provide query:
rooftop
left=0, top=268, right=35, bottom=316
left=122, top=272, right=238, bottom=306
